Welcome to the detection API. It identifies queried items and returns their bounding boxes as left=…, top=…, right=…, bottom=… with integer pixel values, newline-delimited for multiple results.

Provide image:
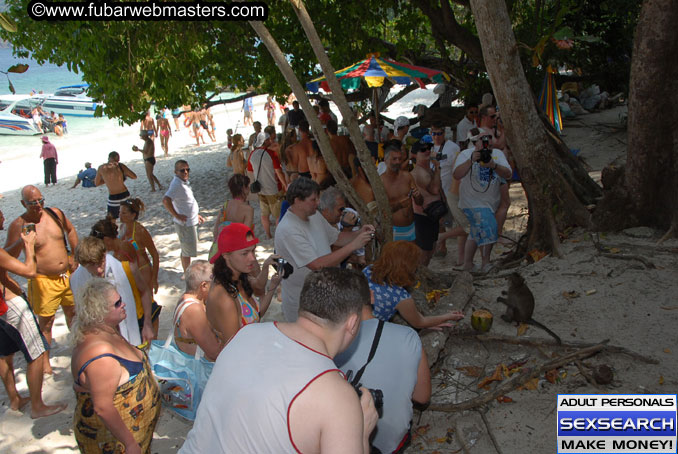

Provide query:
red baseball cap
left=209, top=223, right=259, bottom=264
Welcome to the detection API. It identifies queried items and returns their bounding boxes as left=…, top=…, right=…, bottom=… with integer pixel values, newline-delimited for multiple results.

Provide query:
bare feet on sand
left=10, top=395, right=30, bottom=411
left=31, top=402, right=67, bottom=419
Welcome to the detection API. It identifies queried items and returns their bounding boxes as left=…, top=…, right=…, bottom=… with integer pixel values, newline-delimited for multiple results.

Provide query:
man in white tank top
left=180, top=268, right=378, bottom=454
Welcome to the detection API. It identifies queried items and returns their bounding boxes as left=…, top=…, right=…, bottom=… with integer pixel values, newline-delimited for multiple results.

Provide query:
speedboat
left=38, top=84, right=104, bottom=117
left=0, top=95, right=43, bottom=135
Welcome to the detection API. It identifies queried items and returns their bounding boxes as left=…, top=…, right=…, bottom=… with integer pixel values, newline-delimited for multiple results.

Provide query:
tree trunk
left=247, top=20, right=370, bottom=227
left=624, top=0, right=678, bottom=230
left=289, top=0, right=393, bottom=243
left=469, top=0, right=600, bottom=256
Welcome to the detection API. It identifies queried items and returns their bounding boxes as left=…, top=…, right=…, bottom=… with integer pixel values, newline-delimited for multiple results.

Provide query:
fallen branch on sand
left=599, top=252, right=656, bottom=269
left=428, top=343, right=606, bottom=412
left=464, top=333, right=659, bottom=364
left=589, top=233, right=656, bottom=269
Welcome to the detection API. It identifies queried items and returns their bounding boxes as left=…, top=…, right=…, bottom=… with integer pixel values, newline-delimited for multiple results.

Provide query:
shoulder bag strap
left=350, top=320, right=384, bottom=387
left=254, top=149, right=265, bottom=181
left=43, top=207, right=70, bottom=254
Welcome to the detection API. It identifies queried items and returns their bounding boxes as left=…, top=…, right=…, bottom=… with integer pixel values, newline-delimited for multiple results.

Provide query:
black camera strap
left=350, top=320, right=385, bottom=387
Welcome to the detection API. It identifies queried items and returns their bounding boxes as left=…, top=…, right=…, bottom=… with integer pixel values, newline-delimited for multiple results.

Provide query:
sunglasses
left=431, top=131, right=444, bottom=136
left=25, top=198, right=45, bottom=206
left=113, top=297, right=123, bottom=308
left=178, top=168, right=190, bottom=173
left=90, top=228, right=107, bottom=240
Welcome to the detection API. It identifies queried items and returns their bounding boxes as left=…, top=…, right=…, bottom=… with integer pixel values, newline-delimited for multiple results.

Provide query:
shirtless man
left=248, top=121, right=262, bottom=156
left=200, top=106, right=216, bottom=142
left=4, top=186, right=79, bottom=375
left=95, top=151, right=137, bottom=219
left=327, top=119, right=356, bottom=177
left=0, top=209, right=67, bottom=418
left=380, top=143, right=422, bottom=242
left=350, top=157, right=377, bottom=214
left=190, top=109, right=205, bottom=146
left=286, top=119, right=313, bottom=179
left=307, top=141, right=330, bottom=187
left=140, top=111, right=157, bottom=141
left=411, top=140, right=443, bottom=265
left=132, top=133, right=163, bottom=192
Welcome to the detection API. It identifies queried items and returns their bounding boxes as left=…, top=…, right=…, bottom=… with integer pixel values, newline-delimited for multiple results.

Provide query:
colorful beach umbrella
left=306, top=53, right=450, bottom=93
left=538, top=65, right=563, bottom=133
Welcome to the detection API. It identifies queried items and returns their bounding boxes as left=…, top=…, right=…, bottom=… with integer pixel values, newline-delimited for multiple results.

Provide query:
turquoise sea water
left=0, top=46, right=126, bottom=161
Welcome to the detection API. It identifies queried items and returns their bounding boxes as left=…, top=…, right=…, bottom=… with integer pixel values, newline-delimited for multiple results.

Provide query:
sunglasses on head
left=113, top=297, right=123, bottom=308
left=25, top=198, right=45, bottom=206
left=90, top=228, right=106, bottom=240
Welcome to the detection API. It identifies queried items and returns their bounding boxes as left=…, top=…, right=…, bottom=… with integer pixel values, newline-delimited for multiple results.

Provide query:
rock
left=414, top=272, right=475, bottom=368
left=560, top=101, right=576, bottom=119
left=455, top=413, right=500, bottom=454
left=581, top=94, right=602, bottom=111
left=622, top=226, right=655, bottom=238
left=420, top=330, right=448, bottom=368
left=568, top=97, right=589, bottom=115
left=593, top=364, right=613, bottom=385
left=601, top=164, right=624, bottom=189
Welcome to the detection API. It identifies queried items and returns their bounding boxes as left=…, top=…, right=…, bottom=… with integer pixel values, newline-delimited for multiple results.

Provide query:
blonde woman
left=71, top=278, right=160, bottom=454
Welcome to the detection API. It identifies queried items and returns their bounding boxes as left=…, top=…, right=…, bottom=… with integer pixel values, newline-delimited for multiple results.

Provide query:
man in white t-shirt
left=162, top=160, right=204, bottom=273
left=453, top=131, right=511, bottom=274
left=456, top=103, right=478, bottom=147
left=247, top=132, right=287, bottom=238
left=274, top=178, right=375, bottom=321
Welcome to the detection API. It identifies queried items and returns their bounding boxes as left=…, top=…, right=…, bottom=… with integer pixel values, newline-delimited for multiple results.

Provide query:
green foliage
left=0, top=0, right=639, bottom=122
left=512, top=0, right=640, bottom=94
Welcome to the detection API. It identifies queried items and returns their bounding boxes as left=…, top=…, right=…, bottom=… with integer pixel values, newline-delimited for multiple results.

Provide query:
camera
left=435, top=151, right=447, bottom=161
left=22, top=223, right=36, bottom=234
left=272, top=258, right=294, bottom=279
left=477, top=135, right=493, bottom=164
left=356, top=386, right=384, bottom=418
left=340, top=208, right=361, bottom=228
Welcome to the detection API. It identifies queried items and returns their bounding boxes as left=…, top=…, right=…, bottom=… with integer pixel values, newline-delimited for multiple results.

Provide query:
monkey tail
left=528, top=319, right=562, bottom=345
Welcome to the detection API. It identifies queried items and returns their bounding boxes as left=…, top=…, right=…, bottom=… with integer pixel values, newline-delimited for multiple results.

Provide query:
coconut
left=471, top=309, right=493, bottom=333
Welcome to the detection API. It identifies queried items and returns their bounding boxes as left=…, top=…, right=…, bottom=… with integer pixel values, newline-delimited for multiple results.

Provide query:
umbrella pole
left=374, top=88, right=380, bottom=144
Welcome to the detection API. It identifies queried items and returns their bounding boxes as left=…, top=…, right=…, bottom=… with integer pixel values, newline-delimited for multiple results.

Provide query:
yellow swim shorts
left=27, top=272, right=74, bottom=317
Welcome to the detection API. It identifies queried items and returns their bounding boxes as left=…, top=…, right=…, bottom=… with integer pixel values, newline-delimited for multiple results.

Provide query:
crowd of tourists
left=0, top=93, right=514, bottom=453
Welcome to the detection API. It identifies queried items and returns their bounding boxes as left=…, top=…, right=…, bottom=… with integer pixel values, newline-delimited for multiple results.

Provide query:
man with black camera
left=274, top=178, right=375, bottom=322
left=319, top=186, right=365, bottom=268
left=180, top=268, right=379, bottom=454
left=453, top=131, right=512, bottom=274
left=334, top=284, right=431, bottom=454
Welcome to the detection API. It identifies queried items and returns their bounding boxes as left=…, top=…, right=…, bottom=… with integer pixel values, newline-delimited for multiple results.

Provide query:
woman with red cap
left=205, top=223, right=281, bottom=344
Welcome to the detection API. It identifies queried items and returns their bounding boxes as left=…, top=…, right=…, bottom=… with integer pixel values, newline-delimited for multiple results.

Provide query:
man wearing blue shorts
left=452, top=129, right=512, bottom=274
left=379, top=141, right=423, bottom=242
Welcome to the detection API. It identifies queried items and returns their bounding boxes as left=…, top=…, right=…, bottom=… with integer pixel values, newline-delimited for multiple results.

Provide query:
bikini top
left=125, top=222, right=140, bottom=251
left=238, top=292, right=259, bottom=326
left=173, top=297, right=200, bottom=345
left=75, top=352, right=143, bottom=386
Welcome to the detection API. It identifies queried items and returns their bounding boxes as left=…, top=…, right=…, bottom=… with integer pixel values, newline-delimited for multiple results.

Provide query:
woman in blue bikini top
left=71, top=278, right=161, bottom=454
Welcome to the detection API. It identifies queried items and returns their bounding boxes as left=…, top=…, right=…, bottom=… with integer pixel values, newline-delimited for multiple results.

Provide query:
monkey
left=497, top=273, right=562, bottom=344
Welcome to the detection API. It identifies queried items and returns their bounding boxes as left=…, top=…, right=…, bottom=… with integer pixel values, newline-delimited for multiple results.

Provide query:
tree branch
left=429, top=343, right=607, bottom=411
